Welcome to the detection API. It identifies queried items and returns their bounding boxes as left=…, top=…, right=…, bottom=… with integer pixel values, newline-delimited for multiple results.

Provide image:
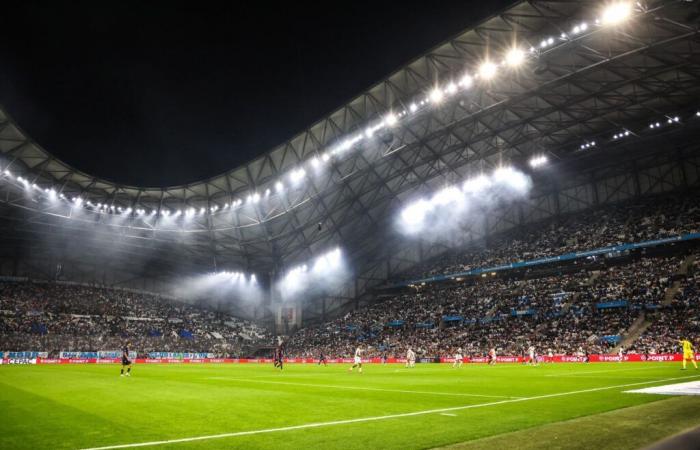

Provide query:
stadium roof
left=1, top=0, right=700, bottom=296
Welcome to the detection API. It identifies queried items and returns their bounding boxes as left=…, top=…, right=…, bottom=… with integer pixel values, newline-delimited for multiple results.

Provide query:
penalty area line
left=80, top=374, right=700, bottom=450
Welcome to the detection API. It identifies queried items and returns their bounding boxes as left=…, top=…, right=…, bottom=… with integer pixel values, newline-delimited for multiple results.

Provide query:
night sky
left=0, top=1, right=513, bottom=187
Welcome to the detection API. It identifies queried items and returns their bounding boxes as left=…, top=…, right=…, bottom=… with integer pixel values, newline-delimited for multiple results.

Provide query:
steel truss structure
left=1, top=0, right=700, bottom=319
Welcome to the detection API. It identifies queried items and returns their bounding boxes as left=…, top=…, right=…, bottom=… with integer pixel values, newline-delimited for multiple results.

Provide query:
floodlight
left=602, top=3, right=632, bottom=25
left=505, top=48, right=525, bottom=67
left=385, top=113, right=398, bottom=126
left=479, top=62, right=498, bottom=80
left=429, top=88, right=444, bottom=104
left=459, top=74, right=473, bottom=88
left=529, top=155, right=548, bottom=168
left=337, top=140, right=352, bottom=152
left=290, top=168, right=306, bottom=184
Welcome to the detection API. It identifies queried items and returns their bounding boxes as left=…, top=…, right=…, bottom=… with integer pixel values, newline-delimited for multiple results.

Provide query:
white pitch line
left=207, top=377, right=519, bottom=399
left=440, top=413, right=457, bottom=417
left=80, top=374, right=700, bottom=450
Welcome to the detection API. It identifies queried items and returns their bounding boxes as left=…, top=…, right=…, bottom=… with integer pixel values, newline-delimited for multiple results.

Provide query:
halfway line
left=80, top=374, right=700, bottom=450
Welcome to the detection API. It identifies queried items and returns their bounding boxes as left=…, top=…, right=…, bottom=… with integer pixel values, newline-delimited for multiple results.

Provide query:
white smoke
left=275, top=247, right=350, bottom=301
left=397, top=166, right=532, bottom=240
left=170, top=272, right=264, bottom=304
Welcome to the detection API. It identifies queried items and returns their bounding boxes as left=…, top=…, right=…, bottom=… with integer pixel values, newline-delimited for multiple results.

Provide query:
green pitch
left=1, top=362, right=700, bottom=450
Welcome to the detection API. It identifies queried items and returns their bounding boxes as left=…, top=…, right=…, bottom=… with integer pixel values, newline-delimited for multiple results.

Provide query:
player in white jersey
left=406, top=348, right=416, bottom=368
left=453, top=348, right=463, bottom=368
left=528, top=345, right=537, bottom=366
left=349, top=346, right=363, bottom=373
left=488, top=348, right=496, bottom=365
left=618, top=346, right=624, bottom=363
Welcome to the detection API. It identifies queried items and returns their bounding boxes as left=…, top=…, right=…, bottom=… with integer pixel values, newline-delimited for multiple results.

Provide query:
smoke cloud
left=397, top=166, right=533, bottom=241
left=275, top=247, right=350, bottom=302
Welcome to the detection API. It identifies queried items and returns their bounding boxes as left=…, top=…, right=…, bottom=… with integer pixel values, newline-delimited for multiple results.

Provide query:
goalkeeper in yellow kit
left=680, top=339, right=698, bottom=370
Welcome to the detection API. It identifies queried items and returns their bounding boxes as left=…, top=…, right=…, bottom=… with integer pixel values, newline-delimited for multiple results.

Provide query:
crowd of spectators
left=0, top=281, right=273, bottom=356
left=287, top=252, right=694, bottom=359
left=396, top=193, right=700, bottom=282
left=633, top=256, right=700, bottom=353
left=2, top=192, right=698, bottom=360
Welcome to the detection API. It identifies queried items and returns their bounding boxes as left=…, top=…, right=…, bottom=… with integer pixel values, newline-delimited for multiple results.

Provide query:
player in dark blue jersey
left=120, top=342, right=132, bottom=377
left=273, top=343, right=284, bottom=370
left=318, top=352, right=327, bottom=366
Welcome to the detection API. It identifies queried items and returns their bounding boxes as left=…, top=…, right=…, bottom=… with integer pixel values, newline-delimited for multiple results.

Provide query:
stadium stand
left=1, top=192, right=698, bottom=359
left=0, top=280, right=273, bottom=356
left=287, top=192, right=700, bottom=359
left=394, top=193, right=700, bottom=283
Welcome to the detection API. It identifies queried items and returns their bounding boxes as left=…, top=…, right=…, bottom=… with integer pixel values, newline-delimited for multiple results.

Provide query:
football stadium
left=2, top=1, right=700, bottom=449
